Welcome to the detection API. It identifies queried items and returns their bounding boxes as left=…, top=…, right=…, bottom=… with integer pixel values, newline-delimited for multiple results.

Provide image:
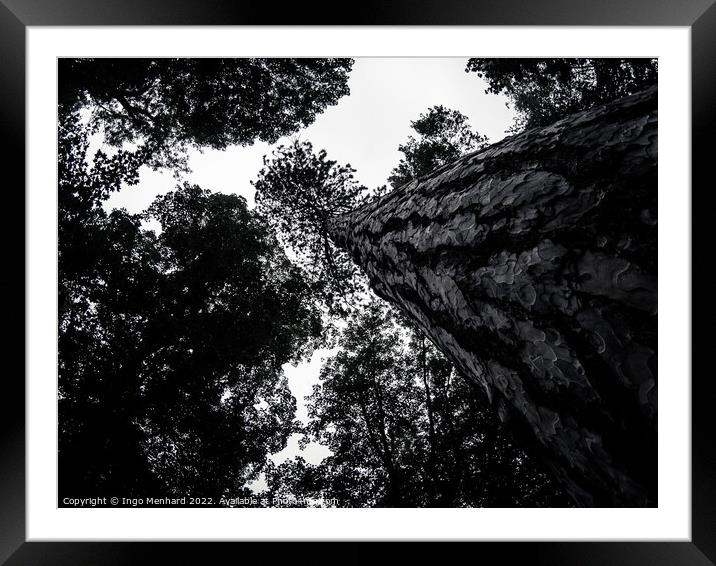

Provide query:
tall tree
left=253, top=139, right=370, bottom=315
left=59, top=58, right=353, bottom=168
left=388, top=105, right=488, bottom=189
left=466, top=58, right=657, bottom=130
left=328, top=88, right=658, bottom=506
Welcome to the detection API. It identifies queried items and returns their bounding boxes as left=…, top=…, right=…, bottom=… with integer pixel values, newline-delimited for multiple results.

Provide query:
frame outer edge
left=0, top=1, right=27, bottom=565
left=691, top=1, right=716, bottom=563
left=6, top=0, right=716, bottom=563
left=0, top=0, right=714, bottom=26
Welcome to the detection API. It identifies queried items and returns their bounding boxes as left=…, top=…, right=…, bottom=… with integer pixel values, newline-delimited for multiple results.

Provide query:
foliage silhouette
left=57, top=56, right=354, bottom=500
left=466, top=58, right=658, bottom=130
left=59, top=58, right=353, bottom=169
left=388, top=105, right=488, bottom=189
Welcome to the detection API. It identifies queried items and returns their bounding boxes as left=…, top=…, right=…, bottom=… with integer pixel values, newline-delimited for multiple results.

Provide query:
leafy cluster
left=253, top=140, right=370, bottom=316
left=388, top=105, right=488, bottom=189
left=466, top=58, right=658, bottom=130
left=262, top=300, right=569, bottom=507
left=60, top=58, right=354, bottom=169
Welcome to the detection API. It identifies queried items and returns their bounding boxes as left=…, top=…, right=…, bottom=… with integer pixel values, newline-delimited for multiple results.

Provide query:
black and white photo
left=57, top=56, right=658, bottom=509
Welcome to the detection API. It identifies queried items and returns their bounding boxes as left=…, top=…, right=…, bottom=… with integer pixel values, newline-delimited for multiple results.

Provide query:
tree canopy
left=59, top=58, right=354, bottom=168
left=465, top=58, right=658, bottom=130
left=58, top=57, right=356, bottom=500
left=59, top=112, right=323, bottom=501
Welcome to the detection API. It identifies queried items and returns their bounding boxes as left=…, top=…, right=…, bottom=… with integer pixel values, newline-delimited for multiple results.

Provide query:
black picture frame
left=3, top=1, right=712, bottom=564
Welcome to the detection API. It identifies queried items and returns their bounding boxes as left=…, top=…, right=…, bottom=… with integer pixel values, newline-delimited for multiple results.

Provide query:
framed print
left=4, top=0, right=713, bottom=564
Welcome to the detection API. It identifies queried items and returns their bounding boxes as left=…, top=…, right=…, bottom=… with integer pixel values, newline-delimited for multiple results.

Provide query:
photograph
left=57, top=56, right=658, bottom=510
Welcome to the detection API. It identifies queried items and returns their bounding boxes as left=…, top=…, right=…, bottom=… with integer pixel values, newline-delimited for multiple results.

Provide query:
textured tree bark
left=329, top=87, right=657, bottom=507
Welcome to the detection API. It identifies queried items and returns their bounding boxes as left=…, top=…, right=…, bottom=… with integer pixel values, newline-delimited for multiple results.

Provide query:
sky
left=102, top=57, right=517, bottom=472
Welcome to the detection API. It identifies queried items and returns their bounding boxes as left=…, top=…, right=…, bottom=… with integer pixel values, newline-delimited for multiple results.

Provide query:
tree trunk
left=329, top=87, right=657, bottom=507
